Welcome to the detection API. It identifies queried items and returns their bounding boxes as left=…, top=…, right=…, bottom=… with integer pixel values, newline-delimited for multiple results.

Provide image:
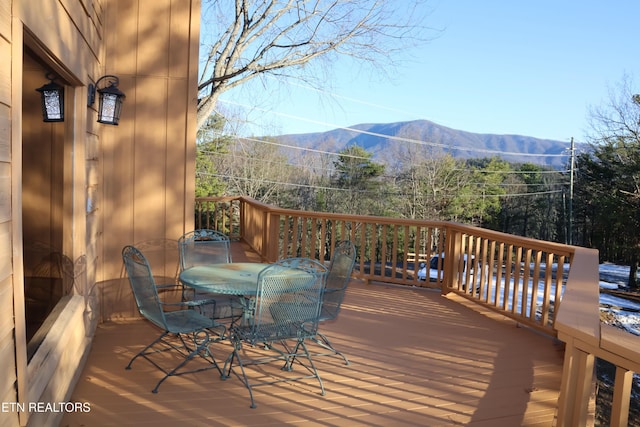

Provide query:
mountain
left=274, top=119, right=576, bottom=169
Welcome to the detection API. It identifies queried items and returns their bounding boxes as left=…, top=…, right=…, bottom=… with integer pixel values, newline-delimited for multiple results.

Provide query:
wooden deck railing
left=195, top=196, right=639, bottom=426
left=196, top=196, right=569, bottom=334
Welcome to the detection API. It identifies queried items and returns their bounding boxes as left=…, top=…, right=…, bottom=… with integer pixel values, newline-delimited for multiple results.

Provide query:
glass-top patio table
left=178, top=262, right=272, bottom=296
left=179, top=262, right=319, bottom=325
left=179, top=262, right=320, bottom=295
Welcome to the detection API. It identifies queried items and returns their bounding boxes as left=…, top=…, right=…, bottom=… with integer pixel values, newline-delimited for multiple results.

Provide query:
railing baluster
left=541, top=252, right=553, bottom=326
left=522, top=248, right=533, bottom=318
left=381, top=224, right=388, bottom=280
left=512, top=246, right=523, bottom=314
left=401, top=225, right=410, bottom=282
left=611, top=366, right=633, bottom=427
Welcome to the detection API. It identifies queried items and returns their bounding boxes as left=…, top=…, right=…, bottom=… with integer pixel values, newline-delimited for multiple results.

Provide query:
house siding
left=0, top=0, right=18, bottom=426
left=98, top=0, right=198, bottom=320
left=0, top=0, right=199, bottom=425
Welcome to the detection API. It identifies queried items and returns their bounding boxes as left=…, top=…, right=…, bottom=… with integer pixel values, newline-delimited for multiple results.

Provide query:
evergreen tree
left=331, top=146, right=385, bottom=215
left=195, top=115, right=230, bottom=197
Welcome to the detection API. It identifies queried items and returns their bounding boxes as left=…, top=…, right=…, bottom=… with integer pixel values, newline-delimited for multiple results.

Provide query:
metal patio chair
left=122, top=245, right=226, bottom=393
left=132, top=238, right=181, bottom=305
left=178, top=229, right=243, bottom=323
left=222, top=258, right=327, bottom=408
left=132, top=238, right=180, bottom=289
left=313, top=240, right=356, bottom=365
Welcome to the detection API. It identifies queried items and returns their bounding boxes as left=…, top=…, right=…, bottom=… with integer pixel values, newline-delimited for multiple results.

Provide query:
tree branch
left=197, top=0, right=432, bottom=129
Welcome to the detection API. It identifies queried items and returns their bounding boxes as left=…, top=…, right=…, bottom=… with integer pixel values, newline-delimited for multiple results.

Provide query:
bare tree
left=216, top=137, right=292, bottom=203
left=588, top=75, right=640, bottom=148
left=581, top=75, right=640, bottom=289
left=197, top=0, right=430, bottom=129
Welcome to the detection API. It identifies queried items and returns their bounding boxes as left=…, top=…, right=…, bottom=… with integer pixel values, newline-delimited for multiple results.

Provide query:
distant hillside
left=275, top=120, right=576, bottom=169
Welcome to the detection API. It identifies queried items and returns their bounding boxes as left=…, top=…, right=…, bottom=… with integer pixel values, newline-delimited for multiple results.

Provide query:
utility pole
left=568, top=137, right=575, bottom=245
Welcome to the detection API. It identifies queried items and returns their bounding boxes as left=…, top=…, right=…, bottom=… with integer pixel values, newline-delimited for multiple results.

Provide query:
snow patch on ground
left=598, top=263, right=640, bottom=336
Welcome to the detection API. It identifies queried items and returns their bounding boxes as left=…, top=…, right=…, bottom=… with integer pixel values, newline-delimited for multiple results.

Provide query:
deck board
left=60, top=242, right=564, bottom=426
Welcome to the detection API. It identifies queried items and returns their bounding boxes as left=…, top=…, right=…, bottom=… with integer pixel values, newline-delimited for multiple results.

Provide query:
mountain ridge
left=275, top=119, right=575, bottom=168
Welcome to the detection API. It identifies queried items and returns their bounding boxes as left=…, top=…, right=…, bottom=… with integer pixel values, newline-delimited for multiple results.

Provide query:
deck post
left=442, top=227, right=462, bottom=294
left=265, top=211, right=280, bottom=263
left=555, top=338, right=595, bottom=427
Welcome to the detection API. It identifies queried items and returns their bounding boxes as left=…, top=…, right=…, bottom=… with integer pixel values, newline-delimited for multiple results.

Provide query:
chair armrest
left=154, top=277, right=180, bottom=291
left=161, top=298, right=217, bottom=309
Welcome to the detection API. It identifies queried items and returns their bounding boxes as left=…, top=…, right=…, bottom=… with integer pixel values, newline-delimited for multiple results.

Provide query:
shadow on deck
left=61, top=242, right=564, bottom=427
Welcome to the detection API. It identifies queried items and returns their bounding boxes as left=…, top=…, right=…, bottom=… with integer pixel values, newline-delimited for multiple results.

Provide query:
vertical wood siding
left=0, top=0, right=17, bottom=425
left=98, top=0, right=199, bottom=320
left=0, top=0, right=200, bottom=425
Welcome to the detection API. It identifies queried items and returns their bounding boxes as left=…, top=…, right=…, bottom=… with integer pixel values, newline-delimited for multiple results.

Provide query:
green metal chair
left=132, top=238, right=180, bottom=290
left=122, top=245, right=226, bottom=393
left=222, top=257, right=327, bottom=408
left=313, top=240, right=356, bottom=364
left=178, top=229, right=243, bottom=323
left=178, top=229, right=232, bottom=268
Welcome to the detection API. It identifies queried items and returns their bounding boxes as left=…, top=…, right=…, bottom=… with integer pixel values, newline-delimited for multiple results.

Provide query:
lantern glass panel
left=37, top=82, right=64, bottom=122
left=98, top=93, right=117, bottom=124
left=97, top=92, right=124, bottom=125
left=43, top=91, right=63, bottom=121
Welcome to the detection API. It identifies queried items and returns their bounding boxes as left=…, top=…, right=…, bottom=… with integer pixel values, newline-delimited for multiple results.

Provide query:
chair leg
left=151, top=335, right=220, bottom=393
left=125, top=331, right=169, bottom=370
left=223, top=338, right=324, bottom=409
left=311, top=332, right=350, bottom=365
left=298, top=339, right=325, bottom=397
left=126, top=330, right=223, bottom=393
left=220, top=344, right=236, bottom=380
left=222, top=341, right=257, bottom=408
left=279, top=339, right=326, bottom=395
left=277, top=339, right=325, bottom=396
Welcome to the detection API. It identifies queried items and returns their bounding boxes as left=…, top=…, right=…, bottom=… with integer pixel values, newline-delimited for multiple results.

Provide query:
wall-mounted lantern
left=88, top=75, right=126, bottom=125
left=35, top=73, right=64, bottom=122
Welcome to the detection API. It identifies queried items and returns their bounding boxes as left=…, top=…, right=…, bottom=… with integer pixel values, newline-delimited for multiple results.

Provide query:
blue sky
left=216, top=1, right=640, bottom=142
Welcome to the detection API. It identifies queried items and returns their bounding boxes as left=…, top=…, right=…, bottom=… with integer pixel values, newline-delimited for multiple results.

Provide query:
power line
left=454, top=168, right=571, bottom=174
left=218, top=99, right=571, bottom=160
left=237, top=135, right=372, bottom=160
left=199, top=172, right=565, bottom=198
left=201, top=148, right=572, bottom=177
left=199, top=131, right=373, bottom=161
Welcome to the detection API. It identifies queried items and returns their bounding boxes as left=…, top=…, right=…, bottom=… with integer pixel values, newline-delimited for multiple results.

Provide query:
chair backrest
left=133, top=238, right=179, bottom=286
left=178, top=229, right=231, bottom=271
left=322, top=240, right=356, bottom=321
left=122, top=245, right=167, bottom=329
left=249, top=258, right=327, bottom=343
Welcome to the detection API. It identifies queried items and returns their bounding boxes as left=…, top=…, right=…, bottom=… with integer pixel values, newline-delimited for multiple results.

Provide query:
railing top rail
left=238, top=196, right=443, bottom=227
left=555, top=247, right=600, bottom=345
left=201, top=196, right=576, bottom=256
left=196, top=196, right=241, bottom=204
left=445, top=222, right=577, bottom=255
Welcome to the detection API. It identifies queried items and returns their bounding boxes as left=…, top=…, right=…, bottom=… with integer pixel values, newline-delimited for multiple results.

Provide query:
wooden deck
left=60, top=243, right=564, bottom=427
